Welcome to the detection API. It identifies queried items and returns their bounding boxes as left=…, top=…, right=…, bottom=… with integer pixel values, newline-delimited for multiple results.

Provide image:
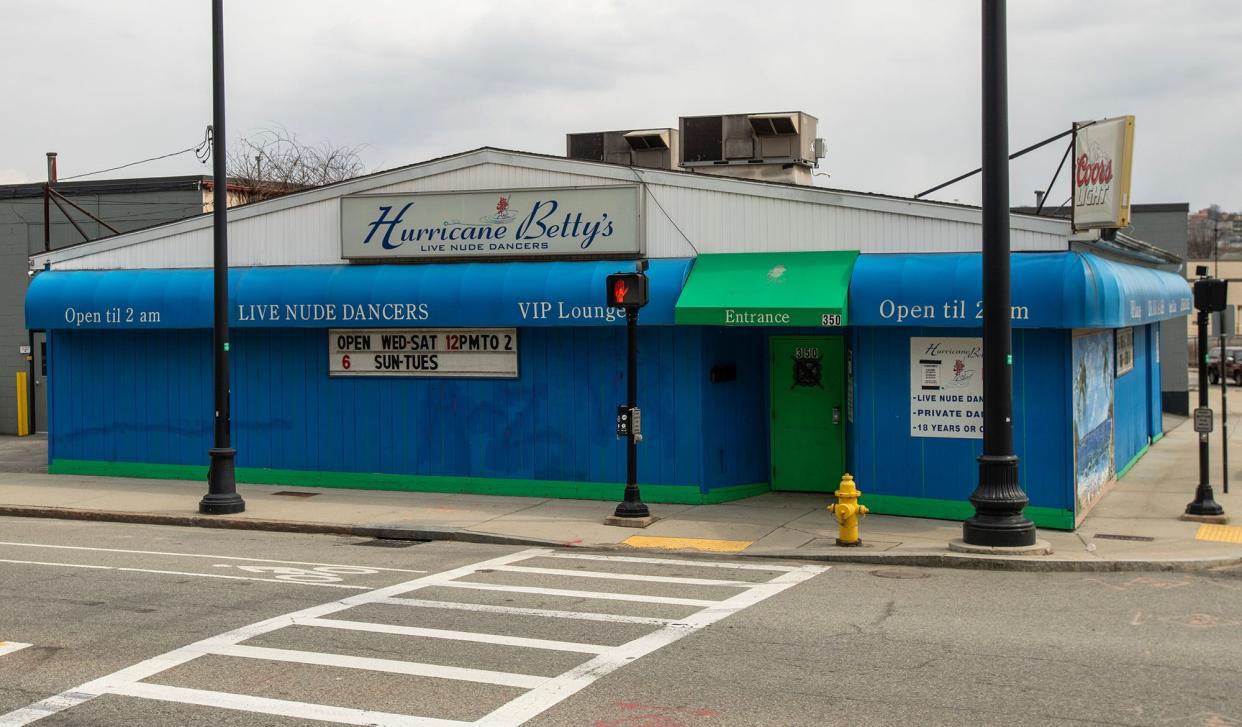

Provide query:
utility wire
left=628, top=166, right=700, bottom=256
left=58, top=127, right=213, bottom=181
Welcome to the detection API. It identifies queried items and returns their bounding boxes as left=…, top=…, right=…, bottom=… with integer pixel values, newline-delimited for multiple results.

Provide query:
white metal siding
left=642, top=183, right=1066, bottom=258
left=36, top=151, right=1069, bottom=271
left=370, top=163, right=618, bottom=194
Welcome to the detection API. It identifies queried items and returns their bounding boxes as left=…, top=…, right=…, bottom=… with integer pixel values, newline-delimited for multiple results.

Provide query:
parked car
left=1206, top=347, right=1242, bottom=385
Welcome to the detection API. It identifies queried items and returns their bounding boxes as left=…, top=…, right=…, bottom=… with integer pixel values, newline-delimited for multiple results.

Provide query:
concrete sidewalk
left=2, top=396, right=1240, bottom=571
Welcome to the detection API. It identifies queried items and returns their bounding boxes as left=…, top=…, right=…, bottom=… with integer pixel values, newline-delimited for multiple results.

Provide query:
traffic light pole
left=1187, top=308, right=1225, bottom=517
left=613, top=307, right=649, bottom=519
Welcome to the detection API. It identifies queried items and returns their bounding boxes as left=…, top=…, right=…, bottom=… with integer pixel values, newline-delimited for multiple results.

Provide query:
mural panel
left=1073, top=330, right=1115, bottom=515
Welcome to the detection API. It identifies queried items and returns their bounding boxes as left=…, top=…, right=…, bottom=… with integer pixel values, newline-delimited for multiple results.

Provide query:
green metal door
left=770, top=336, right=845, bottom=492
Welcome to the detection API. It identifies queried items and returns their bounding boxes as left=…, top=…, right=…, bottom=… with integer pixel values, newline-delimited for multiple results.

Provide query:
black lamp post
left=200, top=0, right=245, bottom=515
left=962, top=0, right=1036, bottom=547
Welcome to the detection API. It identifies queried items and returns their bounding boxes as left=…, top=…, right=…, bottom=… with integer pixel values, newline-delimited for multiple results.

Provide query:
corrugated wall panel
left=51, top=326, right=706, bottom=490
left=50, top=330, right=213, bottom=465
left=47, top=161, right=1069, bottom=270
left=370, top=163, right=618, bottom=193
left=849, top=326, right=1072, bottom=512
left=1114, top=325, right=1151, bottom=470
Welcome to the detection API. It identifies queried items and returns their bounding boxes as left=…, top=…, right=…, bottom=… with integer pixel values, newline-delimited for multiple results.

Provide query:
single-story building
left=26, top=147, right=1191, bottom=529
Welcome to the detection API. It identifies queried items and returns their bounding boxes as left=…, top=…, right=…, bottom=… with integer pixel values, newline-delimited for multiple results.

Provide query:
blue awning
left=848, top=252, right=1192, bottom=328
left=27, top=259, right=693, bottom=330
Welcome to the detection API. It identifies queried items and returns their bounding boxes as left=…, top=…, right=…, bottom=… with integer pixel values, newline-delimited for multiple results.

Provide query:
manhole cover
left=869, top=568, right=929, bottom=579
left=352, top=538, right=420, bottom=548
left=271, top=491, right=318, bottom=498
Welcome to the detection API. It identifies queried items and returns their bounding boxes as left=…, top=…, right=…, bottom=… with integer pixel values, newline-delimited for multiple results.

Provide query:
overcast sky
left=2, top=1, right=1239, bottom=212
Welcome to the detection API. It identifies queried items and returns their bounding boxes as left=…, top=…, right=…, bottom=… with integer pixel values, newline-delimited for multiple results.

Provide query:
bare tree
left=226, top=127, right=366, bottom=203
left=1188, top=205, right=1222, bottom=260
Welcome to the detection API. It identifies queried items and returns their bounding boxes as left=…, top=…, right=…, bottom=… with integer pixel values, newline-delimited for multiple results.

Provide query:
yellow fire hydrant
left=827, top=473, right=868, bottom=546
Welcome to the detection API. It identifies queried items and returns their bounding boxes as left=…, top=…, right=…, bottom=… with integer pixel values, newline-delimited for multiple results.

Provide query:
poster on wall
left=909, top=337, right=983, bottom=439
left=328, top=329, right=518, bottom=378
left=1073, top=331, right=1115, bottom=515
left=1115, top=327, right=1134, bottom=376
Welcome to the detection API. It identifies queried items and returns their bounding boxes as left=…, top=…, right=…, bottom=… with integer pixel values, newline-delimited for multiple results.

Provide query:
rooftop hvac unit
left=565, top=128, right=679, bottom=170
left=679, top=111, right=824, bottom=185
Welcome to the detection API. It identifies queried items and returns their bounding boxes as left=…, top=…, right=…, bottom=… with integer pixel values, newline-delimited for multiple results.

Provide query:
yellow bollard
left=827, top=473, right=868, bottom=546
left=15, top=372, right=29, bottom=437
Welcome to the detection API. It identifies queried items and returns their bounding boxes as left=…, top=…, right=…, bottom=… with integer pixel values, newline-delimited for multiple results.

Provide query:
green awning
left=674, top=251, right=858, bottom=326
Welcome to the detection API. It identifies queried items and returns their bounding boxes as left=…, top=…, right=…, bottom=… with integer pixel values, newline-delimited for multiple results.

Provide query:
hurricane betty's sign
left=1073, top=115, right=1135, bottom=231
left=341, top=186, right=641, bottom=260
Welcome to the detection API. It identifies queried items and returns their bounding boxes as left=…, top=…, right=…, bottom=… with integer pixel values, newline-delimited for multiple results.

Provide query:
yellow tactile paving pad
left=1195, top=524, right=1242, bottom=544
left=622, top=535, right=753, bottom=553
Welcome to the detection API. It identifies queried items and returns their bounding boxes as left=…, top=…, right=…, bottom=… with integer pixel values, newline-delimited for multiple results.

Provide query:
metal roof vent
left=623, top=129, right=671, bottom=150
left=679, top=111, right=820, bottom=184
left=566, top=128, right=679, bottom=170
left=748, top=113, right=799, bottom=137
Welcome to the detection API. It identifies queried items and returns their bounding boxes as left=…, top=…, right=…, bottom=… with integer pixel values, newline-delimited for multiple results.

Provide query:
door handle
left=832, top=406, right=841, bottom=425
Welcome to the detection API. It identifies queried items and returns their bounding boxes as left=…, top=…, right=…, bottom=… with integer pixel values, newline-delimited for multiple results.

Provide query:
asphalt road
left=1, top=517, right=1240, bottom=726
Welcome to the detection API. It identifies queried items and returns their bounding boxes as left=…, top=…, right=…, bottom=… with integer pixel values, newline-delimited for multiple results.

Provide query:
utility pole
left=199, top=0, right=245, bottom=515
left=960, top=0, right=1037, bottom=548
left=1214, top=217, right=1229, bottom=494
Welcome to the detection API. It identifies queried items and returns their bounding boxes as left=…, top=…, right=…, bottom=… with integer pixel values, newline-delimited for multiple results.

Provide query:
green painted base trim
left=701, top=482, right=772, bottom=503
left=1116, top=443, right=1151, bottom=480
left=859, top=493, right=1076, bottom=531
left=48, top=459, right=767, bottom=506
left=1152, top=432, right=1165, bottom=444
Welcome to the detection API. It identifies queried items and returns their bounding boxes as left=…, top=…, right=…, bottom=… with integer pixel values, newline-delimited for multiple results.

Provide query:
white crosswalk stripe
left=0, top=548, right=827, bottom=727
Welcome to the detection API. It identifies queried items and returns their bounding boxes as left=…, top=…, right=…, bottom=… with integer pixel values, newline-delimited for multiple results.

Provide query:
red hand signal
left=613, top=279, right=629, bottom=303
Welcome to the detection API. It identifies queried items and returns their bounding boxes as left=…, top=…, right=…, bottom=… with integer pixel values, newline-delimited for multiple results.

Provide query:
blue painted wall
left=1148, top=323, right=1164, bottom=439
left=697, top=327, right=770, bottom=491
left=1114, top=325, right=1152, bottom=471
left=49, top=327, right=706, bottom=490
left=848, top=326, right=1073, bottom=511
left=49, top=329, right=213, bottom=465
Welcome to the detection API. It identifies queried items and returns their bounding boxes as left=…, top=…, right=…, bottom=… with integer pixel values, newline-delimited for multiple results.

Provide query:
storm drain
left=1093, top=533, right=1155, bottom=542
left=270, top=491, right=319, bottom=498
left=352, top=538, right=421, bottom=548
left=869, top=568, right=929, bottom=579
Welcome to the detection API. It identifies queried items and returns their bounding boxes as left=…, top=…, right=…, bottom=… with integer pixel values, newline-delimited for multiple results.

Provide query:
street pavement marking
left=434, top=580, right=721, bottom=607
left=108, top=683, right=470, bottom=727
left=1195, top=523, right=1242, bottom=544
left=621, top=535, right=754, bottom=553
left=546, top=551, right=801, bottom=571
left=473, top=565, right=827, bottom=726
left=0, top=541, right=427, bottom=573
left=0, top=547, right=828, bottom=726
left=0, top=548, right=540, bottom=726
left=0, top=642, right=32, bottom=658
left=296, top=617, right=613, bottom=654
left=210, top=644, right=548, bottom=689
left=492, top=565, right=752, bottom=587
left=0, top=558, right=369, bottom=590
left=377, top=597, right=677, bottom=626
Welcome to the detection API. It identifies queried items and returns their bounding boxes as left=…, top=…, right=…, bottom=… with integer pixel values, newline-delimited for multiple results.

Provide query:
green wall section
left=47, top=459, right=769, bottom=505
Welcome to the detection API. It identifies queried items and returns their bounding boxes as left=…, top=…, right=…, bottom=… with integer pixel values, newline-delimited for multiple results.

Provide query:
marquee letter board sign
left=329, top=329, right=518, bottom=378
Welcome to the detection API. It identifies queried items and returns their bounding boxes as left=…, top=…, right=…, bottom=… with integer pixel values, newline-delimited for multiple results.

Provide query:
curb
left=737, top=549, right=1242, bottom=573
left=0, top=506, right=565, bottom=549
left=3, top=505, right=1238, bottom=573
